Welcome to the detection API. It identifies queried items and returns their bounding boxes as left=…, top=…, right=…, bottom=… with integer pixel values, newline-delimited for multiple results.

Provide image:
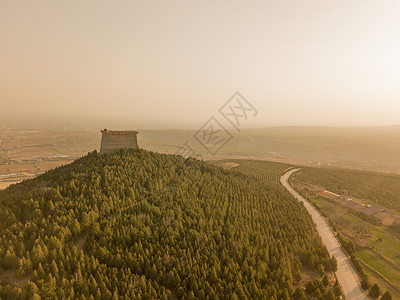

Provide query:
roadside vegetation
left=291, top=173, right=400, bottom=300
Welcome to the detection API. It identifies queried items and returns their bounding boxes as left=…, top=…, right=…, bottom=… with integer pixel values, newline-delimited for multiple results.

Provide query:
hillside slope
left=1, top=149, right=337, bottom=299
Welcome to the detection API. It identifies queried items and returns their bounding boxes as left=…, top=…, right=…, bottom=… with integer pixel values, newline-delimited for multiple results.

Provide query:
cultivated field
left=291, top=171, right=400, bottom=299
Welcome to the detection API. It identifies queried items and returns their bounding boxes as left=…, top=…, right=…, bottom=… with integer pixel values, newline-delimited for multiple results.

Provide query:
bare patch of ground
left=217, top=162, right=240, bottom=169
left=76, top=232, right=89, bottom=253
left=298, top=265, right=320, bottom=287
left=0, top=270, right=32, bottom=289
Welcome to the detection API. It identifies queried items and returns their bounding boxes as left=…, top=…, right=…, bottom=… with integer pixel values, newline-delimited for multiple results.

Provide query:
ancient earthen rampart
left=100, top=129, right=138, bottom=154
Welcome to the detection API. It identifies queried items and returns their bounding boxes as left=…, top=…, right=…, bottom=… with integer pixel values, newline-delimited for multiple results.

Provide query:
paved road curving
left=281, top=169, right=369, bottom=300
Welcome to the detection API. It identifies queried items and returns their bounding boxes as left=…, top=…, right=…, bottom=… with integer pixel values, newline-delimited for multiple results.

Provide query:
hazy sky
left=1, top=1, right=400, bottom=128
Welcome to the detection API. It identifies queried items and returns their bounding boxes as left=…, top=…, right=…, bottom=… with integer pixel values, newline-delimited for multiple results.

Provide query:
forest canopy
left=0, top=149, right=337, bottom=299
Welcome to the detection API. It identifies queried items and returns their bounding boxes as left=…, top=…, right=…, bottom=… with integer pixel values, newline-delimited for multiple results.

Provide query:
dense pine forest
left=0, top=149, right=339, bottom=299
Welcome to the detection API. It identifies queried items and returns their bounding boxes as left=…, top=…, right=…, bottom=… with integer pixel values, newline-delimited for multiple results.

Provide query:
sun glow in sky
left=1, top=1, right=400, bottom=128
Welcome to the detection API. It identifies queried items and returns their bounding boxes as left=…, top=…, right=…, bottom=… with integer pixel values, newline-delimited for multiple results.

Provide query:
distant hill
left=2, top=125, right=400, bottom=182
left=140, top=125, right=400, bottom=172
left=0, top=149, right=338, bottom=299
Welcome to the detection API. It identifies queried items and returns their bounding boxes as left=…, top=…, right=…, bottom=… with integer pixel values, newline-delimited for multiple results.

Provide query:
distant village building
left=345, top=200, right=364, bottom=211
left=340, top=194, right=363, bottom=204
left=361, top=207, right=377, bottom=217
left=322, top=190, right=340, bottom=199
left=100, top=129, right=139, bottom=154
left=369, top=204, right=384, bottom=212
left=309, top=185, right=325, bottom=193
left=381, top=209, right=394, bottom=216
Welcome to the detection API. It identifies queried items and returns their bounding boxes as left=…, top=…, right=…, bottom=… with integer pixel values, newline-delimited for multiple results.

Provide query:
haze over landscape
left=1, top=1, right=400, bottom=127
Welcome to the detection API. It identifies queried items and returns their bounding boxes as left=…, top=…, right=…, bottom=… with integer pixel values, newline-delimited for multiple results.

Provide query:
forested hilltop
left=0, top=149, right=338, bottom=299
